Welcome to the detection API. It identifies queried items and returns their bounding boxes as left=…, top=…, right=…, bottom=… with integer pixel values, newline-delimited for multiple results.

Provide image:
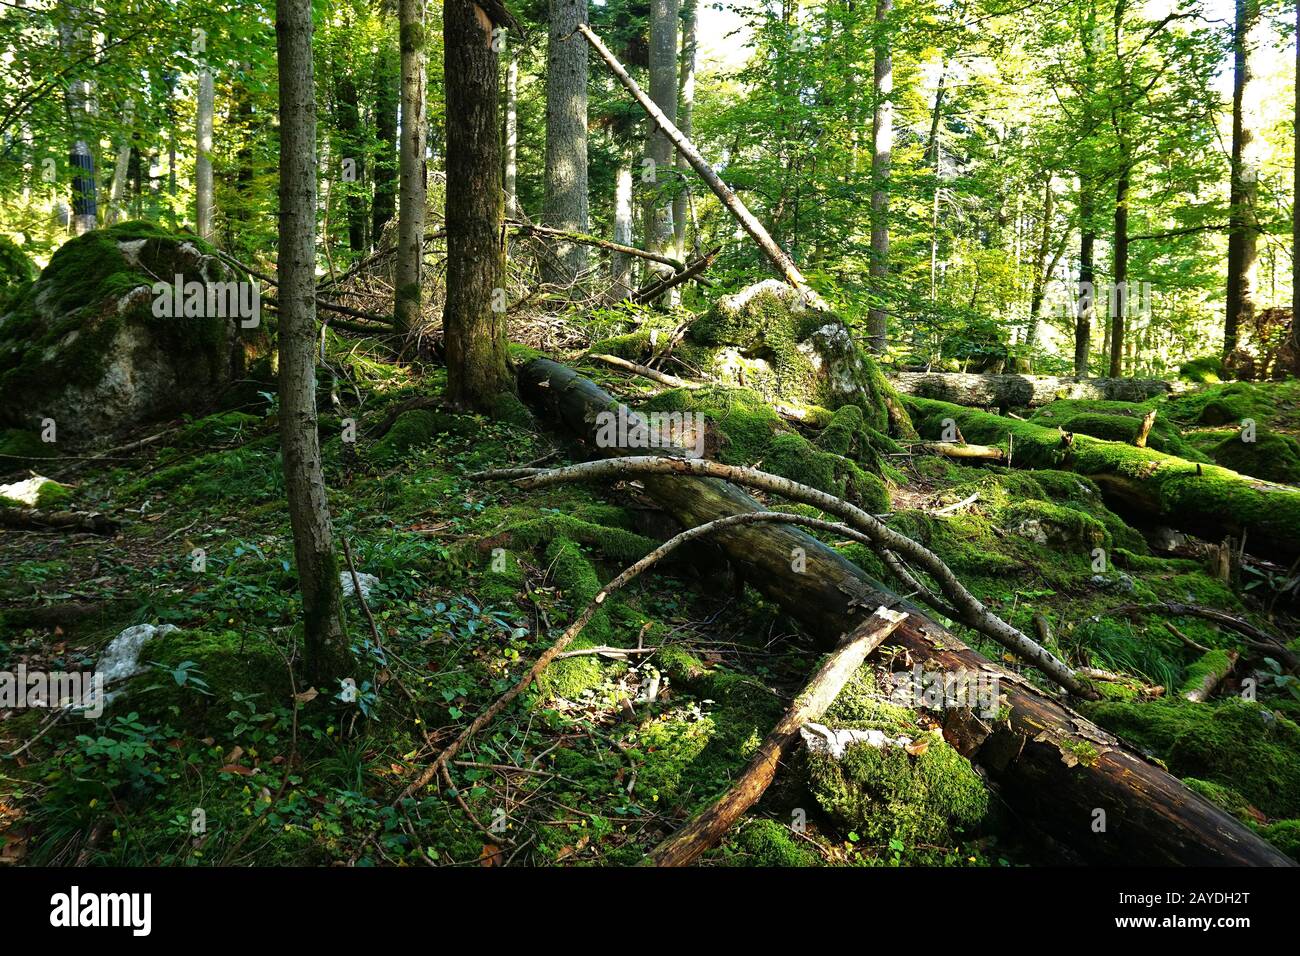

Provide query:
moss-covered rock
left=0, top=235, right=34, bottom=300
left=0, top=222, right=255, bottom=448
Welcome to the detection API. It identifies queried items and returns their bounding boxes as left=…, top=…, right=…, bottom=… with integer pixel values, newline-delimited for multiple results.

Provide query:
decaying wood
left=576, top=23, right=827, bottom=309
left=919, top=441, right=1005, bottom=461
left=1184, top=650, right=1239, bottom=703
left=585, top=353, right=703, bottom=390
left=517, top=356, right=1294, bottom=865
left=509, top=221, right=684, bottom=271
left=647, top=607, right=909, bottom=867
left=632, top=246, right=721, bottom=304
left=0, top=507, right=118, bottom=535
left=1133, top=409, right=1158, bottom=448
left=893, top=371, right=1183, bottom=409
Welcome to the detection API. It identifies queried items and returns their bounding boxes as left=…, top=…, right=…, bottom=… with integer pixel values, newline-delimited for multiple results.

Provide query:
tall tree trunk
left=543, top=0, right=590, bottom=285
left=1110, top=164, right=1129, bottom=378
left=442, top=0, right=514, bottom=410
left=1025, top=177, right=1055, bottom=351
left=106, top=100, right=133, bottom=225
left=1075, top=188, right=1096, bottom=375
left=672, top=0, right=698, bottom=265
left=196, top=65, right=215, bottom=241
left=334, top=67, right=367, bottom=252
left=867, top=0, right=893, bottom=353
left=276, top=0, right=350, bottom=684
left=1293, top=0, right=1299, bottom=349
left=60, top=2, right=97, bottom=235
left=643, top=0, right=679, bottom=289
left=395, top=0, right=427, bottom=333
left=504, top=45, right=519, bottom=220
left=1224, top=0, right=1260, bottom=357
left=611, top=161, right=634, bottom=298
left=372, top=36, right=399, bottom=246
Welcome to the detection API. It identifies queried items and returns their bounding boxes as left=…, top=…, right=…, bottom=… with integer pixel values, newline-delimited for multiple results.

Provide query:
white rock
left=96, top=623, right=182, bottom=705
left=799, top=721, right=913, bottom=760
left=340, top=571, right=380, bottom=601
left=0, top=474, right=62, bottom=507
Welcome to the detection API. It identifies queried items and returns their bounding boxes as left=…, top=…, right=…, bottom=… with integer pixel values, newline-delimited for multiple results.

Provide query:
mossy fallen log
left=906, top=396, right=1300, bottom=561
left=518, top=356, right=1293, bottom=866
left=893, top=371, right=1185, bottom=409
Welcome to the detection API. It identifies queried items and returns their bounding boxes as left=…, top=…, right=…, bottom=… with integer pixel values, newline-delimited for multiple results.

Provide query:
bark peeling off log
left=518, top=356, right=1293, bottom=866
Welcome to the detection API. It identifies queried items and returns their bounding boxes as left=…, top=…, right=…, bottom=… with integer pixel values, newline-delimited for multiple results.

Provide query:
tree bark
left=611, top=161, right=635, bottom=297
left=1109, top=164, right=1129, bottom=378
left=643, top=0, right=679, bottom=292
left=196, top=65, right=215, bottom=241
left=59, top=2, right=98, bottom=235
left=333, top=66, right=366, bottom=252
left=1224, top=0, right=1260, bottom=357
left=518, top=358, right=1293, bottom=866
left=504, top=45, right=519, bottom=220
left=442, top=0, right=514, bottom=410
left=867, top=0, right=893, bottom=353
left=1075, top=189, right=1096, bottom=375
left=372, top=36, right=399, bottom=245
left=395, top=0, right=428, bottom=333
left=543, top=0, right=591, bottom=285
left=276, top=0, right=350, bottom=684
left=672, top=0, right=698, bottom=266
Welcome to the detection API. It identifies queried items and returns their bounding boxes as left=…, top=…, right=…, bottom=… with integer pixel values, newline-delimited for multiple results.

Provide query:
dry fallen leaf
left=294, top=687, right=320, bottom=704
left=479, top=843, right=504, bottom=867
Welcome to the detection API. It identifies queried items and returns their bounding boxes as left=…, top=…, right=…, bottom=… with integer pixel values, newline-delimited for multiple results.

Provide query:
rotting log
left=907, top=397, right=1300, bottom=563
left=518, top=356, right=1294, bottom=866
left=918, top=441, right=1005, bottom=461
left=0, top=507, right=119, bottom=535
left=892, top=371, right=1185, bottom=409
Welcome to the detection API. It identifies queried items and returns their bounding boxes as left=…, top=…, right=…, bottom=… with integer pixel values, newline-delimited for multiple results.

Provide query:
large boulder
left=0, top=222, right=258, bottom=449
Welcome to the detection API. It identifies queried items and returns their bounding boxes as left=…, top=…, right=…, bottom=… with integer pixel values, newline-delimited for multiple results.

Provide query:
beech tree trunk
left=395, top=0, right=427, bottom=332
left=611, top=161, right=635, bottom=297
left=196, top=65, right=215, bottom=241
left=334, top=65, right=366, bottom=252
left=276, top=0, right=350, bottom=683
left=60, top=2, right=97, bottom=235
left=867, top=0, right=893, bottom=353
left=543, top=0, right=590, bottom=284
left=504, top=46, right=519, bottom=220
left=1224, top=0, right=1260, bottom=357
left=643, top=0, right=679, bottom=289
left=442, top=0, right=513, bottom=410
left=672, top=0, right=697, bottom=266
left=518, top=358, right=1293, bottom=866
left=372, top=37, right=399, bottom=245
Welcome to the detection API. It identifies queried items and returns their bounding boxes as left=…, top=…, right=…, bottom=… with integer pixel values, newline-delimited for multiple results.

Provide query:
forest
left=1, top=0, right=1300, bottom=880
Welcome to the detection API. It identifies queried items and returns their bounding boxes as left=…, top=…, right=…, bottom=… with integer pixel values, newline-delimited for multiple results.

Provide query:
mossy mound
left=1259, top=820, right=1300, bottom=861
left=1164, top=381, right=1276, bottom=428
left=1180, top=355, right=1225, bottom=384
left=0, top=235, right=34, bottom=300
left=0, top=222, right=254, bottom=448
left=1208, top=428, right=1300, bottom=485
left=733, top=818, right=817, bottom=866
left=1087, top=698, right=1300, bottom=818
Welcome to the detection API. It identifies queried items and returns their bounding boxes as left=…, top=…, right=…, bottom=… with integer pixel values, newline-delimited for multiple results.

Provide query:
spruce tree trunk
left=372, top=38, right=399, bottom=246
left=543, top=0, right=590, bottom=285
left=442, top=0, right=513, bottom=410
left=867, top=0, right=893, bottom=353
left=1224, top=0, right=1259, bottom=357
left=672, top=0, right=698, bottom=266
left=196, top=65, right=215, bottom=241
left=504, top=46, right=519, bottom=220
left=276, top=0, right=350, bottom=684
left=643, top=0, right=679, bottom=289
left=395, top=0, right=427, bottom=333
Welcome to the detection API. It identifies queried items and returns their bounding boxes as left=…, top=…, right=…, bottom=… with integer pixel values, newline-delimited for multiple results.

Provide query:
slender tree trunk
left=442, top=0, right=514, bottom=410
left=644, top=0, right=679, bottom=288
left=1293, top=0, right=1299, bottom=348
left=1075, top=188, right=1096, bottom=375
left=60, top=3, right=97, bottom=235
left=1025, top=177, right=1054, bottom=351
left=106, top=99, right=133, bottom=225
left=672, top=0, right=698, bottom=265
left=1224, top=0, right=1260, bottom=357
left=543, top=0, right=590, bottom=285
left=1110, top=164, right=1129, bottom=377
left=334, top=67, right=367, bottom=252
left=395, top=0, right=427, bottom=333
left=504, top=45, right=519, bottom=220
left=196, top=65, right=215, bottom=241
left=611, top=161, right=634, bottom=298
left=372, top=37, right=399, bottom=246
left=867, top=0, right=893, bottom=353
left=276, top=0, right=349, bottom=684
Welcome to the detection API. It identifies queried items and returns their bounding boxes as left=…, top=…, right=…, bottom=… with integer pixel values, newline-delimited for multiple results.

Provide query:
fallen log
left=584, top=354, right=704, bottom=390
left=518, top=356, right=1293, bottom=865
left=1182, top=650, right=1238, bottom=703
left=648, top=607, right=909, bottom=867
left=892, top=371, right=1184, bottom=409
left=0, top=507, right=119, bottom=535
left=509, top=221, right=684, bottom=272
left=907, top=396, right=1300, bottom=562
left=917, top=441, right=1005, bottom=461
left=632, top=246, right=720, bottom=304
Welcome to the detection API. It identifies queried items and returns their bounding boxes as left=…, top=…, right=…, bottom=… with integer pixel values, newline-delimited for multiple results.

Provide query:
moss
left=0, top=235, right=34, bottom=293
left=1178, top=649, right=1235, bottom=698
left=368, top=409, right=443, bottom=464
left=1182, top=778, right=1259, bottom=825
left=0, top=428, right=51, bottom=464
left=1086, top=698, right=1300, bottom=817
left=536, top=537, right=611, bottom=699
left=808, top=729, right=988, bottom=846
left=1180, top=355, right=1225, bottom=384
left=816, top=403, right=898, bottom=473
left=1259, top=820, right=1300, bottom=861
left=1165, top=381, right=1276, bottom=427
left=1208, top=428, right=1300, bottom=484
left=501, top=513, right=655, bottom=563
left=479, top=547, right=526, bottom=606
left=174, top=411, right=263, bottom=448
left=764, top=433, right=890, bottom=512
left=734, top=818, right=817, bottom=867
left=642, top=386, right=784, bottom=465
left=1001, top=498, right=1109, bottom=551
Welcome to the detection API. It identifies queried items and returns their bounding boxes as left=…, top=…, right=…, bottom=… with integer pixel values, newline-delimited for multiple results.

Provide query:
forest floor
left=2, top=332, right=1300, bottom=867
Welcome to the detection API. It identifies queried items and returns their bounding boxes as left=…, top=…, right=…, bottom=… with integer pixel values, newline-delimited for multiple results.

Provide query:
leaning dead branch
left=585, top=353, right=704, bottom=390
left=498, top=455, right=1094, bottom=698
left=648, top=606, right=909, bottom=866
